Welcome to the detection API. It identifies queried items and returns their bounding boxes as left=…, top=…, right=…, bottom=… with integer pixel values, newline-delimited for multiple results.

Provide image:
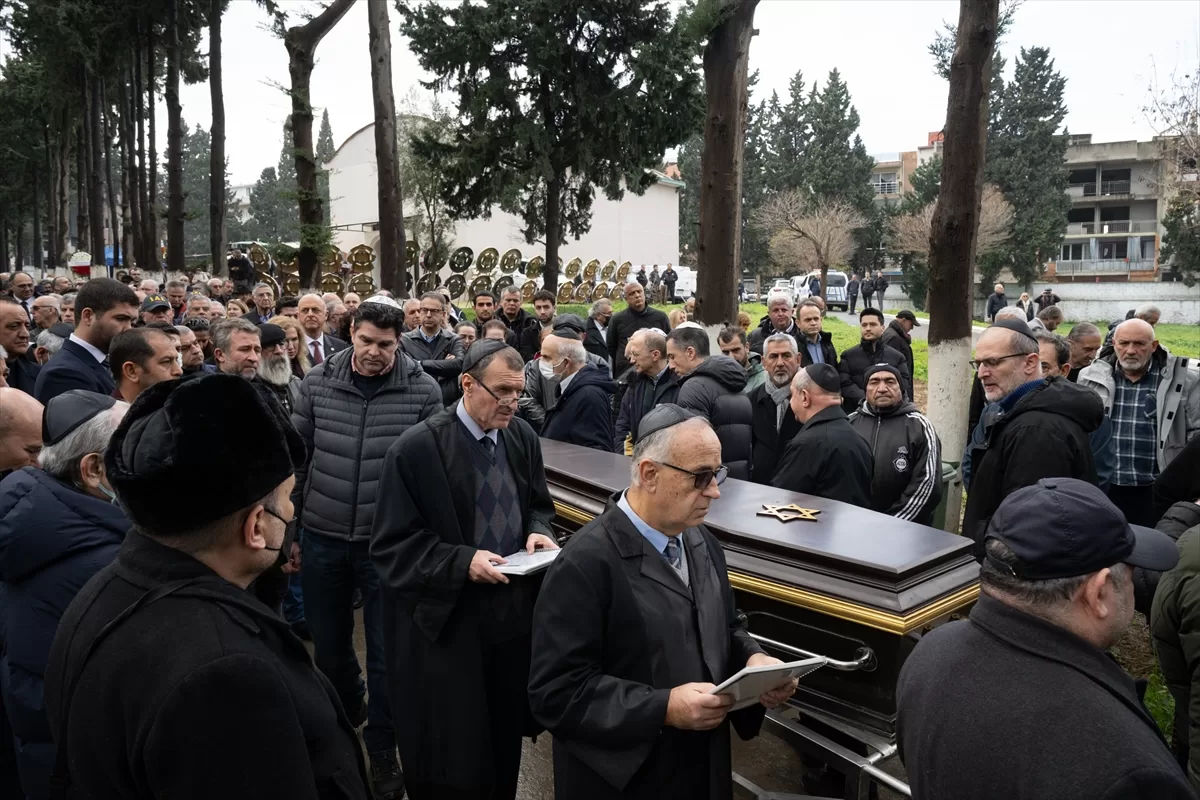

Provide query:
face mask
left=539, top=359, right=557, bottom=379
left=98, top=482, right=119, bottom=506
left=262, top=507, right=297, bottom=557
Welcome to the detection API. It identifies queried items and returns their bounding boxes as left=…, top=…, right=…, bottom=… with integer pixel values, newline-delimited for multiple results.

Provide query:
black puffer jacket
left=291, top=348, right=442, bottom=542
left=542, top=364, right=618, bottom=452
left=848, top=400, right=942, bottom=525
left=838, top=338, right=912, bottom=411
left=880, top=319, right=914, bottom=378
left=675, top=355, right=753, bottom=480
left=962, top=379, right=1104, bottom=557
left=1134, top=501, right=1200, bottom=617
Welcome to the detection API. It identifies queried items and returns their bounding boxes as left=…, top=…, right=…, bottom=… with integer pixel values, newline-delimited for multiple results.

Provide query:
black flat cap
left=258, top=323, right=286, bottom=349
left=895, top=310, right=921, bottom=327
left=638, top=403, right=699, bottom=439
left=43, top=390, right=117, bottom=447
left=804, top=363, right=841, bottom=393
left=105, top=374, right=306, bottom=536
left=551, top=314, right=586, bottom=338
left=461, top=338, right=512, bottom=374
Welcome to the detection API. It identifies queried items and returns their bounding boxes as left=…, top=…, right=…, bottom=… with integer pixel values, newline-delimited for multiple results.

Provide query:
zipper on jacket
left=872, top=414, right=881, bottom=452
left=348, top=398, right=368, bottom=539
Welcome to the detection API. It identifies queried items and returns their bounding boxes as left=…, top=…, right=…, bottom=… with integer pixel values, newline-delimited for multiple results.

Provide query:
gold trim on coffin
left=551, top=501, right=978, bottom=635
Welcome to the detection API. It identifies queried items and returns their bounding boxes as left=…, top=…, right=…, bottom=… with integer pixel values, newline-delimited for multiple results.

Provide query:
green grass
left=1145, top=666, right=1175, bottom=739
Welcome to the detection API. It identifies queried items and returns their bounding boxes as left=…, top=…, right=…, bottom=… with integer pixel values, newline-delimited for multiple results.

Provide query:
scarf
left=768, top=380, right=792, bottom=430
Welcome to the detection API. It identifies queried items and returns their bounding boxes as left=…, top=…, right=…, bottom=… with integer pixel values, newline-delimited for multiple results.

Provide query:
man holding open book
left=528, top=405, right=797, bottom=800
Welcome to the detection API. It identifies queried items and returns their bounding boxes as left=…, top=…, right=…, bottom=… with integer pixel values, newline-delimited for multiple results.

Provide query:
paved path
left=826, top=309, right=986, bottom=344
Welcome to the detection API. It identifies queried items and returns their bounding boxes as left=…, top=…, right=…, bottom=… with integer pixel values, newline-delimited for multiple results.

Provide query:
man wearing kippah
left=44, top=375, right=371, bottom=799
left=372, top=340, right=557, bottom=800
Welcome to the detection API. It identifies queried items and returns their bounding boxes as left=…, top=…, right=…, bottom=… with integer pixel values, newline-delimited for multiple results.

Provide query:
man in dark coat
left=298, top=293, right=349, bottom=367
left=772, top=364, right=874, bottom=508
left=794, top=300, right=838, bottom=367
left=860, top=274, right=875, bottom=308
left=0, top=298, right=39, bottom=395
left=985, top=283, right=1007, bottom=322
left=292, top=297, right=442, bottom=797
left=880, top=310, right=919, bottom=379
left=371, top=341, right=559, bottom=800
left=528, top=406, right=796, bottom=800
left=401, top=291, right=466, bottom=405
left=747, top=296, right=803, bottom=355
left=899, top=478, right=1187, bottom=800
left=44, top=375, right=371, bottom=799
left=615, top=328, right=678, bottom=453
left=846, top=273, right=860, bottom=314
left=963, top=321, right=1104, bottom=557
left=749, top=333, right=803, bottom=486
left=0, top=391, right=129, bottom=799
left=583, top=298, right=612, bottom=363
left=838, top=308, right=911, bottom=411
left=1035, top=287, right=1061, bottom=313
left=607, top=282, right=670, bottom=377
left=541, top=334, right=617, bottom=451
left=517, top=290, right=558, bottom=362
left=666, top=326, right=753, bottom=481
left=873, top=271, right=890, bottom=307
left=498, top=286, right=537, bottom=343
left=471, top=291, right=519, bottom=349
left=35, top=278, right=139, bottom=403
left=661, top=265, right=678, bottom=302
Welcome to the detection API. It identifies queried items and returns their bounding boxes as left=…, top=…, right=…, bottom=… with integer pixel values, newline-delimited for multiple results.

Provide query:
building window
left=1098, top=241, right=1128, bottom=260
left=871, top=173, right=899, bottom=194
left=1061, top=243, right=1084, bottom=261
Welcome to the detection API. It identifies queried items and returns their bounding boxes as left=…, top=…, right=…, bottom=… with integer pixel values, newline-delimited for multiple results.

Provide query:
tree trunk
left=14, top=208, right=25, bottom=271
left=121, top=70, right=142, bottom=268
left=0, top=207, right=8, bottom=271
left=368, top=0, right=404, bottom=296
left=31, top=165, right=43, bottom=270
left=103, top=81, right=121, bottom=271
left=543, top=173, right=563, bottom=293
left=926, top=0, right=999, bottom=533
left=43, top=127, right=56, bottom=268
left=696, top=0, right=759, bottom=327
left=90, top=74, right=106, bottom=267
left=147, top=28, right=160, bottom=269
left=165, top=0, right=186, bottom=274
left=55, top=111, right=72, bottom=265
left=134, top=41, right=151, bottom=270
left=284, top=0, right=355, bottom=290
left=209, top=0, right=228, bottom=277
left=77, top=121, right=91, bottom=258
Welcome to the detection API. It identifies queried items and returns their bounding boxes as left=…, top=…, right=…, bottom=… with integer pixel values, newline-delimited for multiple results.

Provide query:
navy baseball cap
left=984, top=478, right=1179, bottom=580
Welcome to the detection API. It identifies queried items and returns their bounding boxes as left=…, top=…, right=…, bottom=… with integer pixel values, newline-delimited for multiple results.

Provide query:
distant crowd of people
left=0, top=264, right=1197, bottom=799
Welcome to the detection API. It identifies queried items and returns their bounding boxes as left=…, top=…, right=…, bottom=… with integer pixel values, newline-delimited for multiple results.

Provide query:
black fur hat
left=105, top=373, right=307, bottom=535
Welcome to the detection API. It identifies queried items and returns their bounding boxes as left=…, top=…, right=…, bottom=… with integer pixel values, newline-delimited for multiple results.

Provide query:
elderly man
left=1066, top=322, right=1103, bottom=380
left=244, top=283, right=276, bottom=324
left=0, top=388, right=43, bottom=477
left=59, top=294, right=76, bottom=326
left=0, top=392, right=129, bottom=799
left=292, top=298, right=442, bottom=798
left=749, top=333, right=803, bottom=486
left=137, top=278, right=159, bottom=295
left=138, top=294, right=173, bottom=326
left=184, top=293, right=211, bottom=321
left=36, top=279, right=138, bottom=403
left=402, top=298, right=422, bottom=332
left=497, top=286, right=535, bottom=341
left=848, top=364, right=942, bottom=525
left=718, top=326, right=765, bottom=394
left=8, top=273, right=35, bottom=319
left=109, top=328, right=183, bottom=403
left=541, top=333, right=616, bottom=451
left=45, top=375, right=371, bottom=799
left=207, top=300, right=226, bottom=320
left=963, top=320, right=1104, bottom=555
left=298, top=293, right=348, bottom=366
left=615, top=328, right=678, bottom=453
left=607, top=282, right=670, bottom=377
left=175, top=324, right=210, bottom=375
left=748, top=295, right=802, bottom=355
left=881, top=310, right=920, bottom=379
left=772, top=363, right=873, bottom=507
left=371, top=341, right=558, bottom=800
left=666, top=326, right=752, bottom=480
left=34, top=324, right=71, bottom=366
left=211, top=318, right=262, bottom=378
left=583, top=298, right=612, bottom=362
left=29, top=296, right=61, bottom=337
left=164, top=280, right=188, bottom=323
left=529, top=405, right=795, bottom=800
left=1037, top=305, right=1064, bottom=332
left=985, top=283, right=1007, bottom=322
left=401, top=292, right=466, bottom=405
left=51, top=276, right=73, bottom=295
left=898, top=478, right=1188, bottom=799
left=0, top=298, right=38, bottom=395
left=206, top=277, right=226, bottom=302
left=1078, top=318, right=1200, bottom=526
left=838, top=308, right=910, bottom=411
left=257, top=323, right=302, bottom=414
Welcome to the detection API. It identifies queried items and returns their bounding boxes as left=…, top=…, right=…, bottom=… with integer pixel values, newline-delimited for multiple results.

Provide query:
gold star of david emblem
left=757, top=503, right=822, bottom=522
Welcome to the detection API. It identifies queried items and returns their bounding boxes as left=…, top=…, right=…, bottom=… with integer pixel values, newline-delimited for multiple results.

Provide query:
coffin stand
left=540, top=440, right=981, bottom=800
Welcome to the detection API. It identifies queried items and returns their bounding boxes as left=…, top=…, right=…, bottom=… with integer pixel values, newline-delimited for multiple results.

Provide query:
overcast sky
left=157, top=0, right=1200, bottom=184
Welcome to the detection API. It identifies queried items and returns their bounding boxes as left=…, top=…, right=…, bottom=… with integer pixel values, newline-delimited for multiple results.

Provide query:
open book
left=491, top=548, right=561, bottom=576
left=710, top=657, right=826, bottom=711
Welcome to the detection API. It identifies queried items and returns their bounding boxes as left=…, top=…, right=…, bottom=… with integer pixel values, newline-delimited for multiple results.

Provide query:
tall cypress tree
left=275, top=121, right=300, bottom=242
left=769, top=71, right=811, bottom=193
left=985, top=46, right=1069, bottom=288
left=805, top=69, right=875, bottom=212
left=316, top=109, right=335, bottom=226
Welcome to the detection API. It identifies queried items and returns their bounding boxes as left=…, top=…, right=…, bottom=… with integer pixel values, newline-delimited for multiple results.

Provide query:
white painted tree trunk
left=927, top=337, right=973, bottom=533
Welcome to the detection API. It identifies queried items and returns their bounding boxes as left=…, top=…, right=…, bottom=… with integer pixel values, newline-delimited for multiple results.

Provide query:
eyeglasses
left=968, top=353, right=1031, bottom=372
left=476, top=380, right=521, bottom=407
left=656, top=461, right=729, bottom=489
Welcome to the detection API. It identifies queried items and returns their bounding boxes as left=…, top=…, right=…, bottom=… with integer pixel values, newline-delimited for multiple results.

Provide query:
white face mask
left=538, top=359, right=557, bottom=379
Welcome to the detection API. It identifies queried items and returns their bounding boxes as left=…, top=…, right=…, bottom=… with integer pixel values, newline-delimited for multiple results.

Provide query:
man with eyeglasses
left=291, top=296, right=443, bottom=800
left=962, top=319, right=1104, bottom=558
left=401, top=291, right=467, bottom=405
left=372, top=339, right=557, bottom=800
left=529, top=404, right=795, bottom=800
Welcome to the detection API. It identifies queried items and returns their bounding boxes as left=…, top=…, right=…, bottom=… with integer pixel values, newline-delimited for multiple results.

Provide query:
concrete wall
left=970, top=281, right=1200, bottom=325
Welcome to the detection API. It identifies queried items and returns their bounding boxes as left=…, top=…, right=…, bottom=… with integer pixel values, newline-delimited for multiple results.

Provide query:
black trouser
left=1109, top=483, right=1156, bottom=527
left=862, top=292, right=874, bottom=309
left=848, top=293, right=858, bottom=314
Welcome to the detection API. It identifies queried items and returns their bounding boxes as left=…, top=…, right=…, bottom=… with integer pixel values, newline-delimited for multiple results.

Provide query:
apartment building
left=870, top=151, right=917, bottom=201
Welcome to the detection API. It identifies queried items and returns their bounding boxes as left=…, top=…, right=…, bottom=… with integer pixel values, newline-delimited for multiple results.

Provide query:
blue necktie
left=663, top=537, right=681, bottom=569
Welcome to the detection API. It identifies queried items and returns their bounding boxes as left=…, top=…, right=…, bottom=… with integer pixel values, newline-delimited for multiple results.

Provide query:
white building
left=325, top=122, right=683, bottom=286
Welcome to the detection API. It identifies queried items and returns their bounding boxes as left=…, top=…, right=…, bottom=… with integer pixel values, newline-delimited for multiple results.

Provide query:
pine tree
left=1161, top=195, right=1200, bottom=285
left=741, top=72, right=773, bottom=275
left=248, top=167, right=285, bottom=243
left=675, top=135, right=702, bottom=265
left=316, top=109, right=335, bottom=226
left=805, top=69, right=876, bottom=212
left=274, top=122, right=300, bottom=242
left=985, top=46, right=1069, bottom=288
left=770, top=72, right=811, bottom=193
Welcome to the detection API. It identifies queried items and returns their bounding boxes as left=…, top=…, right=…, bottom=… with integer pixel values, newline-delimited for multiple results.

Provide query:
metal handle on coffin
left=748, top=632, right=877, bottom=673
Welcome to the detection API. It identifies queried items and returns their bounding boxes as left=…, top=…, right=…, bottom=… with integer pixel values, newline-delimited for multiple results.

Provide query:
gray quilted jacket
left=291, top=347, right=443, bottom=541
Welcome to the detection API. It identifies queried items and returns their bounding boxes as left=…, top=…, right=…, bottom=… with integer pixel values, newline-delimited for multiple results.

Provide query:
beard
left=258, top=353, right=293, bottom=387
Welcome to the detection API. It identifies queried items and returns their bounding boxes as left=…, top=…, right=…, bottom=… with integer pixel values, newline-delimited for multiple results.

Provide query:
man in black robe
left=371, top=340, right=559, bottom=800
left=528, top=405, right=797, bottom=800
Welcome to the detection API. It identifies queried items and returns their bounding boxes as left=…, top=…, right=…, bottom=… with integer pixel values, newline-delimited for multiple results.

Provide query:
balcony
left=1069, top=180, right=1132, bottom=198
left=1063, top=220, right=1157, bottom=236
left=872, top=181, right=899, bottom=195
left=1056, top=259, right=1155, bottom=275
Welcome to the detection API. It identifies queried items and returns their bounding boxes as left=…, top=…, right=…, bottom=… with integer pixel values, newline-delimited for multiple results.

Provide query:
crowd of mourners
left=0, top=262, right=1196, bottom=800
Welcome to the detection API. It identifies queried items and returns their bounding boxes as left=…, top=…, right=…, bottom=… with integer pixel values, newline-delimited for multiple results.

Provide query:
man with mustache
left=748, top=333, right=803, bottom=486
left=1078, top=319, right=1200, bottom=526
left=291, top=296, right=443, bottom=800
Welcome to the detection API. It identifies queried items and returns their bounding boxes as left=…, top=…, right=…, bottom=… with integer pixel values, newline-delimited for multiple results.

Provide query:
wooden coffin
left=539, top=439, right=980, bottom=740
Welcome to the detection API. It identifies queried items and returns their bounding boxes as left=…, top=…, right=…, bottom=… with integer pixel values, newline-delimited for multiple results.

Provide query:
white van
left=794, top=270, right=849, bottom=311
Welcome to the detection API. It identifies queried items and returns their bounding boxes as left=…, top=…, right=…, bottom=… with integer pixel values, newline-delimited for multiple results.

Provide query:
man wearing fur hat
left=44, top=374, right=370, bottom=799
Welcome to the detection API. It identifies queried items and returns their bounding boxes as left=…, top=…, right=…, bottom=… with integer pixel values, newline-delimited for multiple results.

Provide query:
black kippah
left=638, top=403, right=698, bottom=439
left=804, top=363, right=841, bottom=393
left=43, top=390, right=117, bottom=447
left=461, top=338, right=511, bottom=374
left=990, top=317, right=1037, bottom=342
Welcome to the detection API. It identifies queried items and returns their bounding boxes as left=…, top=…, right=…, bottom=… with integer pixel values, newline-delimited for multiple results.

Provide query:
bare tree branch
left=891, top=184, right=1013, bottom=259
left=1144, top=62, right=1200, bottom=203
left=755, top=191, right=865, bottom=274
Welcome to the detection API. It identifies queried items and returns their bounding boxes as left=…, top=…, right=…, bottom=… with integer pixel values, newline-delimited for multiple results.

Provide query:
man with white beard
left=256, top=323, right=301, bottom=415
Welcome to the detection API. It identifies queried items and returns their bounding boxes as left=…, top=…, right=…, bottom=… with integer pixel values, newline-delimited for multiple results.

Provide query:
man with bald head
left=0, top=388, right=43, bottom=477
left=1079, top=318, right=1200, bottom=525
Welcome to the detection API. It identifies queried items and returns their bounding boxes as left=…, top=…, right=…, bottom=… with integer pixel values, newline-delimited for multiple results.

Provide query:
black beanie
left=105, top=373, right=307, bottom=535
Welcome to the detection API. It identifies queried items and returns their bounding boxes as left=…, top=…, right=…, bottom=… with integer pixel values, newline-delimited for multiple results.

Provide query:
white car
left=766, top=279, right=793, bottom=307
left=795, top=270, right=850, bottom=311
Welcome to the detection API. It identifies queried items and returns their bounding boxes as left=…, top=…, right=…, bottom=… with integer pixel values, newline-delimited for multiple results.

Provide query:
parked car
left=795, top=270, right=849, bottom=311
left=766, top=278, right=793, bottom=307
left=741, top=277, right=759, bottom=303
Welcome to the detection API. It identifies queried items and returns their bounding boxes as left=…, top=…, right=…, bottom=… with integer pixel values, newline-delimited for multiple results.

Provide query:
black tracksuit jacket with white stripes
left=848, top=400, right=942, bottom=526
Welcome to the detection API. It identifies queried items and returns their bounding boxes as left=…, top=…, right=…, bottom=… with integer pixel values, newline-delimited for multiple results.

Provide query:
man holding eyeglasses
left=401, top=291, right=466, bottom=405
left=372, top=339, right=558, bottom=800
left=962, top=319, right=1104, bottom=558
left=529, top=404, right=795, bottom=800
left=291, top=296, right=443, bottom=800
